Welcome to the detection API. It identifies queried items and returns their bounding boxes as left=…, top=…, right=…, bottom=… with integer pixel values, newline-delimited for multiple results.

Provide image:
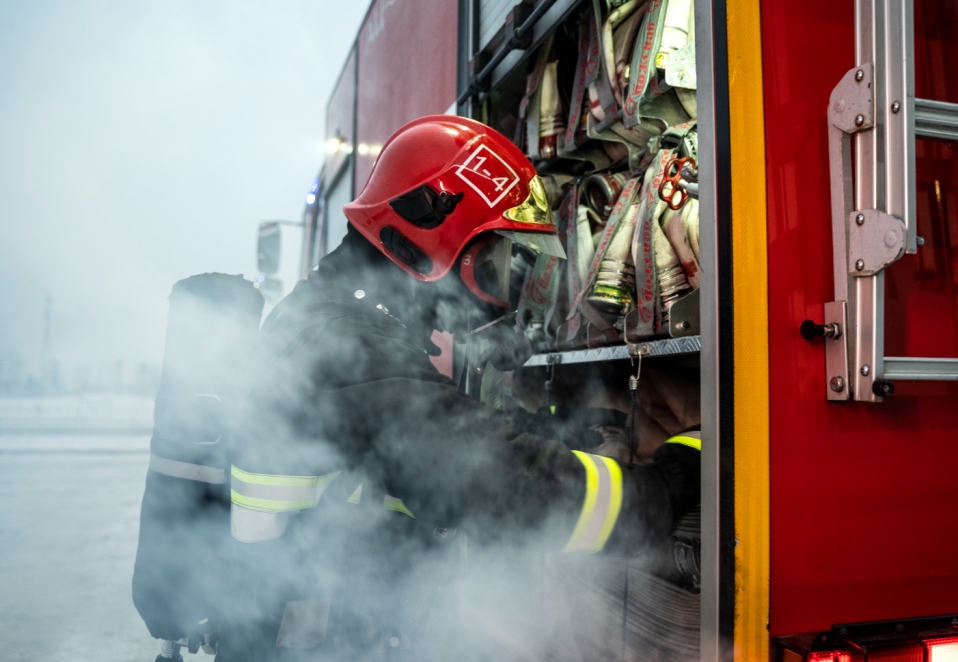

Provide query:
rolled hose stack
left=133, top=273, right=263, bottom=642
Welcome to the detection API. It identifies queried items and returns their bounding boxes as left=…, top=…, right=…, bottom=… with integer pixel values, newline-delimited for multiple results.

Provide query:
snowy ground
left=0, top=433, right=206, bottom=662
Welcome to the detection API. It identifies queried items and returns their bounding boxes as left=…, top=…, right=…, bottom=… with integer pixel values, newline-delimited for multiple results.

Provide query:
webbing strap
left=230, top=465, right=340, bottom=513
left=564, top=451, right=623, bottom=553
left=666, top=430, right=702, bottom=451
left=149, top=453, right=225, bottom=484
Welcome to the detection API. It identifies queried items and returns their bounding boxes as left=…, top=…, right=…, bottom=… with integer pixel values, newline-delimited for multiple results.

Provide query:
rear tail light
left=776, top=615, right=958, bottom=662
left=929, top=637, right=958, bottom=662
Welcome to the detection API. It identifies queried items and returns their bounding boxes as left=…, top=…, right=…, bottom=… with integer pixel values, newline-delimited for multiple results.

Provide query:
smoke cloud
left=0, top=0, right=366, bottom=384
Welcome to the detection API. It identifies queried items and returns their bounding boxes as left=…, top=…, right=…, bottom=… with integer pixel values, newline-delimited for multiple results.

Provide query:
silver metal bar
left=694, top=0, right=721, bottom=656
left=828, top=63, right=876, bottom=285
left=522, top=336, right=701, bottom=367
left=853, top=0, right=884, bottom=401
left=824, top=301, right=851, bottom=400
left=853, top=273, right=884, bottom=400
left=487, top=0, right=582, bottom=94
left=883, top=0, right=916, bottom=253
left=915, top=98, right=958, bottom=142
left=883, top=357, right=958, bottom=380
left=856, top=0, right=882, bottom=216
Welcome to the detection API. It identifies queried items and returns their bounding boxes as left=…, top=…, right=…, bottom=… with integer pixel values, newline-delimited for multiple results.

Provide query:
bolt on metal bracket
left=824, top=301, right=850, bottom=401
left=847, top=209, right=906, bottom=276
left=829, top=64, right=874, bottom=134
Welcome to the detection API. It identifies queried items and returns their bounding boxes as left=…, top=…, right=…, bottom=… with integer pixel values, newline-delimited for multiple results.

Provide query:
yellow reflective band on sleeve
left=230, top=465, right=340, bottom=513
left=563, top=451, right=623, bottom=553
left=383, top=495, right=415, bottom=518
left=665, top=431, right=702, bottom=451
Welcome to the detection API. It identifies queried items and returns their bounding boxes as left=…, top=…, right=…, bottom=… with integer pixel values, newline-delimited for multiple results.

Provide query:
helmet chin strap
left=468, top=311, right=517, bottom=335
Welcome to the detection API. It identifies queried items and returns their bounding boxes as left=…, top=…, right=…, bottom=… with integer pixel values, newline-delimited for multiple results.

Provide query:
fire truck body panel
left=759, top=0, right=958, bottom=637
left=353, top=0, right=459, bottom=195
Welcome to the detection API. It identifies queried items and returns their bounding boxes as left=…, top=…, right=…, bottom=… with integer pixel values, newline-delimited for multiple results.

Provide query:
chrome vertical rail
left=695, top=0, right=730, bottom=657
left=884, top=0, right=916, bottom=254
left=852, top=0, right=885, bottom=402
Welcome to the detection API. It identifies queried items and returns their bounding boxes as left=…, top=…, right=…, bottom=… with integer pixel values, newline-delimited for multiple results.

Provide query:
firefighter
left=216, top=116, right=700, bottom=661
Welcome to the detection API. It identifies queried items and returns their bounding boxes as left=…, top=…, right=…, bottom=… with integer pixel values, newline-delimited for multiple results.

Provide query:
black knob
left=801, top=319, right=842, bottom=341
left=801, top=320, right=825, bottom=340
left=872, top=379, right=895, bottom=397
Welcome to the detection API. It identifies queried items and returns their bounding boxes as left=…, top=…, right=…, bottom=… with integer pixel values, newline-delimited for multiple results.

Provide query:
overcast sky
left=0, top=1, right=367, bottom=380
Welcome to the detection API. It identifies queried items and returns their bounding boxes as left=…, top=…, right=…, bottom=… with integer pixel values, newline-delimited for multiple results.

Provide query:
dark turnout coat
left=217, top=243, right=699, bottom=660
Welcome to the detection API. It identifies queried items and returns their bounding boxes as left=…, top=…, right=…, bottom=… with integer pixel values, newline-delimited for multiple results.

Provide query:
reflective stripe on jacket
left=665, top=430, right=702, bottom=451
left=230, top=465, right=340, bottom=543
left=230, top=465, right=341, bottom=513
left=564, top=451, right=623, bottom=553
left=231, top=473, right=417, bottom=543
left=563, top=430, right=702, bottom=553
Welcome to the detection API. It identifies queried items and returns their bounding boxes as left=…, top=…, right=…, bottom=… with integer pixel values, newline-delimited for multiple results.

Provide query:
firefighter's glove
left=475, top=325, right=534, bottom=371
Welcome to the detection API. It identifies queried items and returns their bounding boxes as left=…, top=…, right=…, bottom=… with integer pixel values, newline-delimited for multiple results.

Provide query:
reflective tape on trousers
left=345, top=484, right=414, bottom=518
left=149, top=453, right=226, bottom=484
left=230, top=465, right=340, bottom=513
left=346, top=484, right=363, bottom=504
left=666, top=430, right=702, bottom=451
left=564, top=451, right=623, bottom=553
left=383, top=495, right=415, bottom=518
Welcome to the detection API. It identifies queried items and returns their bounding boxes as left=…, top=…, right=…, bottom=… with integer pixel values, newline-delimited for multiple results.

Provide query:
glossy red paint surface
left=325, top=47, right=356, bottom=182
left=761, top=0, right=958, bottom=636
left=354, top=0, right=458, bottom=195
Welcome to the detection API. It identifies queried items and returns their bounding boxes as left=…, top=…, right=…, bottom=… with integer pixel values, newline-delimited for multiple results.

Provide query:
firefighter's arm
left=329, top=378, right=700, bottom=554
left=522, top=430, right=701, bottom=555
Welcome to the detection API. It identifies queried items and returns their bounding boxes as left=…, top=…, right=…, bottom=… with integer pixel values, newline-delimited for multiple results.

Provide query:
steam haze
left=0, top=1, right=367, bottom=381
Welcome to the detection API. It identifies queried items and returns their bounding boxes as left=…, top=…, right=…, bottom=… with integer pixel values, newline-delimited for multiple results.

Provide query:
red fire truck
left=265, top=0, right=958, bottom=659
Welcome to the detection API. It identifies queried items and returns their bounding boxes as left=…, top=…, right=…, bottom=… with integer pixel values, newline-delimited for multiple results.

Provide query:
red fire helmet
left=343, top=116, right=565, bottom=297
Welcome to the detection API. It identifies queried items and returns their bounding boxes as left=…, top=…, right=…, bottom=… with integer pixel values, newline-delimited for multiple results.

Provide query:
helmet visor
left=495, top=230, right=567, bottom=259
left=502, top=175, right=555, bottom=226
left=499, top=175, right=566, bottom=259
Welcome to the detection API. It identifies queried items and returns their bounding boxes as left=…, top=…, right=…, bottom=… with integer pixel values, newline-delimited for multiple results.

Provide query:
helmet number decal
left=455, top=145, right=520, bottom=208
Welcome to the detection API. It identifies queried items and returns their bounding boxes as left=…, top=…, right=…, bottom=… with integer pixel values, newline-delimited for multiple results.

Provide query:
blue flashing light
left=306, top=193, right=316, bottom=205
left=258, top=275, right=265, bottom=282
